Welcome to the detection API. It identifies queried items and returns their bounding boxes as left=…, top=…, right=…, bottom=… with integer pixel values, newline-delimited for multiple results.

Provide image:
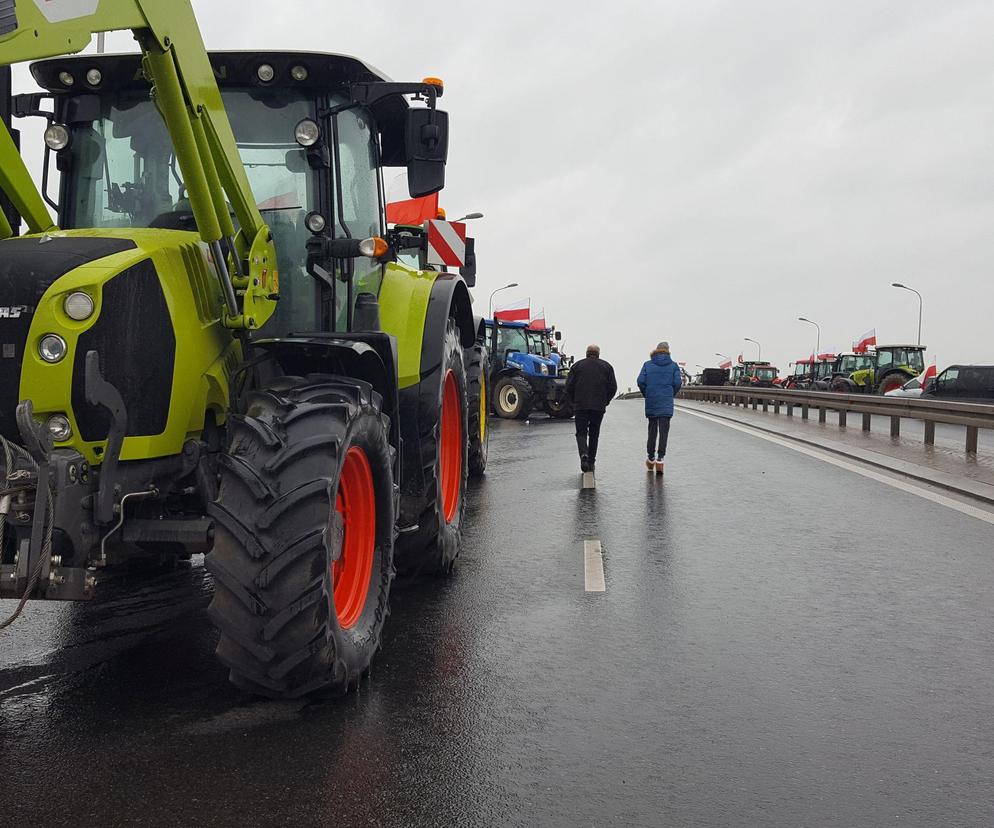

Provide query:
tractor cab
left=831, top=346, right=925, bottom=394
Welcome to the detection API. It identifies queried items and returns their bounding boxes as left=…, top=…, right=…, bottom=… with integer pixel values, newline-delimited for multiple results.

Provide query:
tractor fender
left=249, top=334, right=401, bottom=466
left=472, top=312, right=487, bottom=342
left=419, top=273, right=476, bottom=379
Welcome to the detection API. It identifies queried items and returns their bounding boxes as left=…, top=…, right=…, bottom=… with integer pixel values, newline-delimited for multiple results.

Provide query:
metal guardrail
left=677, top=386, right=994, bottom=454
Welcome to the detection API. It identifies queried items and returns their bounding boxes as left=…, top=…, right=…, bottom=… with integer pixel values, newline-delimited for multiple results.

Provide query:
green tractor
left=0, top=2, right=488, bottom=697
left=829, top=346, right=926, bottom=395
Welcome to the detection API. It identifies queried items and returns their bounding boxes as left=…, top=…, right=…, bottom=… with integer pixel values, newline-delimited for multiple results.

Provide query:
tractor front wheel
left=493, top=376, right=533, bottom=419
left=207, top=375, right=394, bottom=698
left=543, top=395, right=574, bottom=419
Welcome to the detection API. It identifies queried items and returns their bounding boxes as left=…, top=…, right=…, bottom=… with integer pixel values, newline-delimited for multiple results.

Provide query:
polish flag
left=719, top=360, right=732, bottom=369
left=737, top=354, right=744, bottom=364
left=528, top=309, right=547, bottom=330
left=817, top=352, right=836, bottom=361
left=918, top=361, right=937, bottom=388
left=494, top=299, right=530, bottom=322
left=853, top=329, right=876, bottom=354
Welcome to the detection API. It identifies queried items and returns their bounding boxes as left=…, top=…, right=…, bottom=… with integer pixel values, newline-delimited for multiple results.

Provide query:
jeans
left=647, top=416, right=671, bottom=460
left=574, top=410, right=605, bottom=461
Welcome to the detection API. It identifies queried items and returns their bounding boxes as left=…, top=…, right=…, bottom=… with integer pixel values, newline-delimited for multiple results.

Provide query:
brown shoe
left=645, top=459, right=654, bottom=472
left=655, top=461, right=665, bottom=475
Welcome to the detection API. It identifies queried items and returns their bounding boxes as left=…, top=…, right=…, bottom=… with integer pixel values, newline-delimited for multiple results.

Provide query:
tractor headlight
left=304, top=211, right=326, bottom=234
left=294, top=118, right=321, bottom=148
left=58, top=71, right=75, bottom=87
left=38, top=334, right=67, bottom=363
left=291, top=65, right=309, bottom=82
left=46, top=414, right=72, bottom=442
left=538, top=363, right=549, bottom=375
left=64, top=292, right=94, bottom=321
left=257, top=63, right=275, bottom=83
left=44, top=123, right=71, bottom=151
left=85, top=68, right=103, bottom=86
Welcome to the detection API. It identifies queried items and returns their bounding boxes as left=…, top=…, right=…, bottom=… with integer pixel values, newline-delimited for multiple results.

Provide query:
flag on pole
left=494, top=299, right=530, bottom=322
left=719, top=360, right=732, bottom=369
left=528, top=309, right=547, bottom=330
left=853, top=328, right=876, bottom=353
left=919, top=361, right=937, bottom=388
left=737, top=354, right=744, bottom=364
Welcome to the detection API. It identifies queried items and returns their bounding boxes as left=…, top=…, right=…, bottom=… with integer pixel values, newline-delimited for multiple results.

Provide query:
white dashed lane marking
left=584, top=540, right=605, bottom=592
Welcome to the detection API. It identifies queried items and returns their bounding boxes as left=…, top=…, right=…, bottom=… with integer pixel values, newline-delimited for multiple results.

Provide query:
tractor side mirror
left=405, top=108, right=448, bottom=197
left=555, top=331, right=562, bottom=341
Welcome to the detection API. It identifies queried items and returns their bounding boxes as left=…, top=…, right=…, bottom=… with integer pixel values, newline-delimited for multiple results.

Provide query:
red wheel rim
left=332, top=446, right=376, bottom=629
left=440, top=370, right=462, bottom=523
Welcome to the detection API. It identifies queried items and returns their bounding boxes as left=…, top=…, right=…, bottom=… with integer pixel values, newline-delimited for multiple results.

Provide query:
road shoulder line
left=676, top=401, right=994, bottom=507
left=584, top=540, right=605, bottom=592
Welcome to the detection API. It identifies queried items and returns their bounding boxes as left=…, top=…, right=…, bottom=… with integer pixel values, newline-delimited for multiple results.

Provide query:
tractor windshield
left=497, top=326, right=528, bottom=355
left=756, top=367, right=777, bottom=381
left=65, top=87, right=320, bottom=334
left=839, top=354, right=873, bottom=373
left=527, top=331, right=549, bottom=357
left=877, top=349, right=925, bottom=372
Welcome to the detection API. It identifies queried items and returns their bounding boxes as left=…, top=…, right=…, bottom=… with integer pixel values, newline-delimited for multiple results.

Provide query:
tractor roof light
left=44, top=123, right=71, bottom=151
left=358, top=237, right=389, bottom=259
left=58, top=71, right=74, bottom=87
left=38, top=334, right=67, bottom=364
left=291, top=65, right=309, bottom=82
left=294, top=118, right=321, bottom=148
left=85, top=68, right=102, bottom=86
left=422, top=76, right=444, bottom=91
left=257, top=63, right=275, bottom=83
left=64, top=292, right=94, bottom=321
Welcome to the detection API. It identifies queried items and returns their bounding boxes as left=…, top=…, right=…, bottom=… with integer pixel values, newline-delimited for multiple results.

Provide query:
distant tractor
left=737, top=362, right=779, bottom=388
left=830, top=346, right=926, bottom=394
left=702, top=367, right=730, bottom=386
left=485, top=320, right=571, bottom=419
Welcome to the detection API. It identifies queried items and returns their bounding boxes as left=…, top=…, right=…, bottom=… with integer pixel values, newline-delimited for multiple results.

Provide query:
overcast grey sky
left=12, top=0, right=994, bottom=382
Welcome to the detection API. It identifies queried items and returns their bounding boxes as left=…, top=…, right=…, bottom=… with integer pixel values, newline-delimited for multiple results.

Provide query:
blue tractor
left=485, top=320, right=573, bottom=419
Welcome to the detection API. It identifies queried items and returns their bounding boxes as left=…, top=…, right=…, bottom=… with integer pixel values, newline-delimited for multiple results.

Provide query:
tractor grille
left=0, top=1, right=16, bottom=37
left=71, top=259, right=175, bottom=441
left=0, top=236, right=137, bottom=443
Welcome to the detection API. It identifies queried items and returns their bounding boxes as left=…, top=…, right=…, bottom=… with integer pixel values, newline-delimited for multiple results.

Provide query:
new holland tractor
left=485, top=319, right=571, bottom=419
left=0, top=1, right=488, bottom=698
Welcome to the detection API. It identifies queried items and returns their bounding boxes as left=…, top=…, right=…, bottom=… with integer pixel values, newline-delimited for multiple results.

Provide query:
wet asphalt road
left=3, top=401, right=994, bottom=827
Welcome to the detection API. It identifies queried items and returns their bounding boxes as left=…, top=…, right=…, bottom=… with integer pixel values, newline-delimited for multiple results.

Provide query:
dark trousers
left=647, top=416, right=671, bottom=460
left=574, top=410, right=605, bottom=461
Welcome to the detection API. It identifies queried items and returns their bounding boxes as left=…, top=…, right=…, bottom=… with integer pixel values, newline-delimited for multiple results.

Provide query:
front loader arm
left=0, top=0, right=276, bottom=329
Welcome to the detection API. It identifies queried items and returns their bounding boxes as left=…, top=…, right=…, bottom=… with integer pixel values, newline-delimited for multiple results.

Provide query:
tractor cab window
left=793, top=363, right=808, bottom=377
left=65, top=87, right=320, bottom=336
left=332, top=106, right=383, bottom=325
left=527, top=332, right=549, bottom=357
left=497, top=326, right=528, bottom=355
left=876, top=350, right=894, bottom=370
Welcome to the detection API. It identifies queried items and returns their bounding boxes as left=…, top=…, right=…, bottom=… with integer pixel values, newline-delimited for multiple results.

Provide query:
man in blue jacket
left=637, top=342, right=683, bottom=474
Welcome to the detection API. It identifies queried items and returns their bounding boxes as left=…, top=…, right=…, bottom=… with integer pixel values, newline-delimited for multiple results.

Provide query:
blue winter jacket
left=637, top=351, right=683, bottom=417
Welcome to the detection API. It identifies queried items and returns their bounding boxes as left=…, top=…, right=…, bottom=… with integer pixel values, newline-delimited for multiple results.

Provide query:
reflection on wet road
left=2, top=401, right=994, bottom=826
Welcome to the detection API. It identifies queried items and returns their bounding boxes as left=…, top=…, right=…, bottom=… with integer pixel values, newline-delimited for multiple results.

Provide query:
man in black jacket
left=564, top=344, right=618, bottom=472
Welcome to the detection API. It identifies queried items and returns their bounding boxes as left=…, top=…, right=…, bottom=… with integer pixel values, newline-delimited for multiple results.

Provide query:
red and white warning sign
left=425, top=220, right=467, bottom=268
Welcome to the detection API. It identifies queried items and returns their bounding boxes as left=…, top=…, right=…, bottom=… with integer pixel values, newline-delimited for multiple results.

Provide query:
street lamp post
left=892, top=283, right=923, bottom=346
left=744, top=337, right=762, bottom=362
left=798, top=317, right=820, bottom=357
left=489, top=282, right=519, bottom=317
left=715, top=352, right=730, bottom=364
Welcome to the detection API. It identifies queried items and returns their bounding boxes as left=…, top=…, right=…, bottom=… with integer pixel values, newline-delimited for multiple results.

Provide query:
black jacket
left=565, top=356, right=618, bottom=413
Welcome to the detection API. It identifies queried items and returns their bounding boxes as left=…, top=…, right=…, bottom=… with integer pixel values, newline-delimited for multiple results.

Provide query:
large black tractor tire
left=543, top=395, right=574, bottom=419
left=465, top=342, right=490, bottom=477
left=493, top=375, right=533, bottom=420
left=207, top=375, right=395, bottom=698
left=831, top=377, right=857, bottom=394
left=395, top=318, right=469, bottom=575
left=876, top=371, right=910, bottom=395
